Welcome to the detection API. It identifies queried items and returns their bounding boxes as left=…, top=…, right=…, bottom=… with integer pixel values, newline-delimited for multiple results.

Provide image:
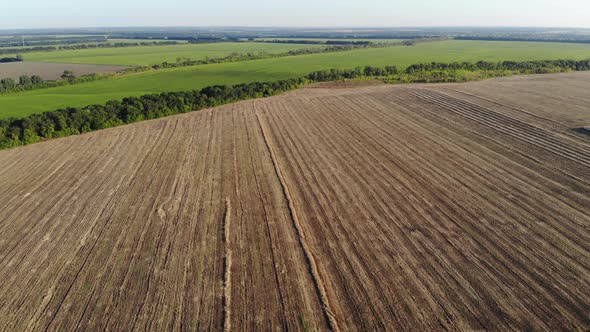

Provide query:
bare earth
left=0, top=62, right=129, bottom=80
left=0, top=72, right=588, bottom=331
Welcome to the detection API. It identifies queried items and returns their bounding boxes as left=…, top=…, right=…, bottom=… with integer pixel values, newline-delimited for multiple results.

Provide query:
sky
left=1, top=0, right=590, bottom=29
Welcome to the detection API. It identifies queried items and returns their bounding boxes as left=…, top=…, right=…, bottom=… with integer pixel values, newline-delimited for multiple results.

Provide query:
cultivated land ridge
left=254, top=104, right=339, bottom=331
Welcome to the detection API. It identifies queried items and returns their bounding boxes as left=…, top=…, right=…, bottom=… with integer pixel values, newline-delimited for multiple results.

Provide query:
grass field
left=2, top=40, right=590, bottom=118
left=105, top=38, right=187, bottom=44
left=13, top=42, right=324, bottom=66
left=1, top=73, right=588, bottom=330
left=253, top=38, right=405, bottom=43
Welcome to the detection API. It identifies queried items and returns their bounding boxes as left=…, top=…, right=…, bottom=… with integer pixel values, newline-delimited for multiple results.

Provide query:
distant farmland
left=11, top=42, right=325, bottom=66
left=0, top=73, right=588, bottom=330
left=253, top=37, right=406, bottom=43
left=0, top=61, right=129, bottom=80
left=2, top=40, right=590, bottom=118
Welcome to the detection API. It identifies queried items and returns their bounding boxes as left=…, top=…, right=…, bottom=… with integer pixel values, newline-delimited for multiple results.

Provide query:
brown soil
left=0, top=72, right=588, bottom=331
left=0, top=61, right=130, bottom=80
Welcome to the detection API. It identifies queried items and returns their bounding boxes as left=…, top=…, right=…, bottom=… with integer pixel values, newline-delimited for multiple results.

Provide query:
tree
left=19, top=75, right=32, bottom=87
left=31, top=75, right=44, bottom=85
left=0, top=78, right=16, bottom=91
left=61, top=70, right=76, bottom=81
left=385, top=66, right=398, bottom=75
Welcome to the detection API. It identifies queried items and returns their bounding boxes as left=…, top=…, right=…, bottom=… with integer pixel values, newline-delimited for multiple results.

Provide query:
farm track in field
left=0, top=72, right=589, bottom=331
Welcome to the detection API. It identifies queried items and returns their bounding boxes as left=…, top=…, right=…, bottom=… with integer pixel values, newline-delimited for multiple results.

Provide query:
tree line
left=0, top=75, right=45, bottom=93
left=256, top=39, right=418, bottom=47
left=0, top=56, right=23, bottom=63
left=256, top=39, right=372, bottom=45
left=404, top=59, right=590, bottom=72
left=306, top=59, right=590, bottom=83
left=0, top=71, right=116, bottom=94
left=1, top=58, right=589, bottom=149
left=0, top=79, right=307, bottom=148
left=258, top=37, right=448, bottom=47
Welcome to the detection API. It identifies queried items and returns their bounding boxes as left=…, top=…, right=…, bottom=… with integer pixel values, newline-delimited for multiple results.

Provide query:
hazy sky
left=2, top=0, right=590, bottom=29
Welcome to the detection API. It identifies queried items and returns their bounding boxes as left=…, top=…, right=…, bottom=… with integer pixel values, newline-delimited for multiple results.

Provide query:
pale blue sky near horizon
left=1, top=0, right=589, bottom=29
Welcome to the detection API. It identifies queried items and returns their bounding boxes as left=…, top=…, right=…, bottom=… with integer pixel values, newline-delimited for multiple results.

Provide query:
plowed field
left=0, top=72, right=588, bottom=331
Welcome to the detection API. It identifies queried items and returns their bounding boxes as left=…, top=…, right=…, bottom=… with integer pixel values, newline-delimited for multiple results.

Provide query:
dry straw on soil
left=0, top=72, right=589, bottom=331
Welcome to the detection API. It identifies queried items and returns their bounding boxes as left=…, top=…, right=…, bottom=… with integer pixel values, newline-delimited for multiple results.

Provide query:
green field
left=2, top=40, right=590, bottom=119
left=14, top=42, right=324, bottom=66
left=105, top=38, right=186, bottom=44
left=253, top=38, right=405, bottom=43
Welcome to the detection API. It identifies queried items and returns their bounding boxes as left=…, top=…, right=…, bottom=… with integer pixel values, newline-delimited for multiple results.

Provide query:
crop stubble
left=0, top=72, right=588, bottom=330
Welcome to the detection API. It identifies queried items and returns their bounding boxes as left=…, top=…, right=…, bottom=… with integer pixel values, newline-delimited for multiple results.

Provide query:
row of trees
left=306, top=66, right=400, bottom=81
left=0, top=70, right=116, bottom=94
left=0, top=78, right=307, bottom=148
left=1, top=59, right=589, bottom=149
left=257, top=39, right=372, bottom=45
left=404, top=59, right=590, bottom=73
left=306, top=59, right=590, bottom=84
left=257, top=39, right=417, bottom=47
left=0, top=75, right=44, bottom=93
left=0, top=56, right=23, bottom=63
